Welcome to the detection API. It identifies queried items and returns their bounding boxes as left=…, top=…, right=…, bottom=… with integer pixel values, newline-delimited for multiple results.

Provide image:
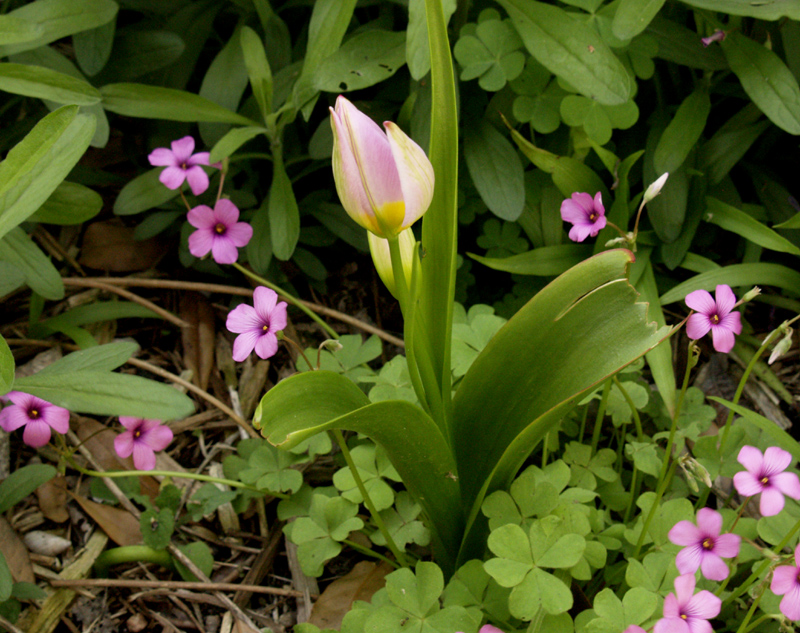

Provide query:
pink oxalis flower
left=771, top=544, right=800, bottom=621
left=668, top=508, right=741, bottom=580
left=187, top=199, right=253, bottom=265
left=114, top=417, right=173, bottom=471
left=560, top=192, right=607, bottom=242
left=0, top=392, right=69, bottom=448
left=654, top=574, right=721, bottom=633
left=684, top=284, right=742, bottom=353
left=733, top=445, right=800, bottom=516
left=226, top=286, right=288, bottom=362
left=148, top=136, right=216, bottom=195
left=623, top=627, right=647, bottom=633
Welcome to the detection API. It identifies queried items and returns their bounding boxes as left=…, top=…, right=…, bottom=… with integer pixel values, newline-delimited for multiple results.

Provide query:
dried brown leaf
left=36, top=475, right=69, bottom=523
left=68, top=493, right=142, bottom=546
left=180, top=291, right=216, bottom=391
left=308, top=561, right=392, bottom=630
left=79, top=220, right=166, bottom=272
left=0, top=517, right=34, bottom=583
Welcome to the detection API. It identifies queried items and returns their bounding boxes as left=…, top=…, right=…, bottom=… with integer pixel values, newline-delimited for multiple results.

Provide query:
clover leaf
left=584, top=587, right=658, bottom=633
left=371, top=492, right=430, bottom=550
left=476, top=218, right=529, bottom=259
left=451, top=304, right=506, bottom=378
left=296, top=334, right=381, bottom=384
left=238, top=443, right=305, bottom=494
left=442, top=559, right=512, bottom=625
left=560, top=96, right=639, bottom=145
left=454, top=12, right=525, bottom=92
left=333, top=444, right=402, bottom=511
left=362, top=355, right=418, bottom=404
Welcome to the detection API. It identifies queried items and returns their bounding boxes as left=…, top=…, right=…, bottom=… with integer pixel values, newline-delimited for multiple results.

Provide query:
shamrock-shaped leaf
left=625, top=440, right=662, bottom=477
left=287, top=494, right=364, bottom=577
left=333, top=444, right=402, bottom=511
left=625, top=551, right=677, bottom=593
left=481, top=490, right=523, bottom=530
left=371, top=491, right=430, bottom=550
left=187, top=483, right=239, bottom=521
left=362, top=355, right=418, bottom=404
left=296, top=334, right=381, bottom=384
left=238, top=443, right=305, bottom=494
left=442, top=559, right=512, bottom=624
left=508, top=567, right=572, bottom=620
left=451, top=304, right=507, bottom=378
left=606, top=381, right=649, bottom=427
left=277, top=485, right=337, bottom=522
left=476, top=219, right=529, bottom=259
left=560, top=96, right=639, bottom=145
left=454, top=11, right=525, bottom=92
left=585, top=586, right=658, bottom=633
left=624, top=494, right=694, bottom=547
left=563, top=443, right=618, bottom=490
left=140, top=507, right=174, bottom=549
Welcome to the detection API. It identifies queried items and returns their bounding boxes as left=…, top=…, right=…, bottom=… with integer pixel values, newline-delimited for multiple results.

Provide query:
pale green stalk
left=95, top=546, right=173, bottom=576
left=590, top=379, right=612, bottom=455
left=342, top=539, right=401, bottom=569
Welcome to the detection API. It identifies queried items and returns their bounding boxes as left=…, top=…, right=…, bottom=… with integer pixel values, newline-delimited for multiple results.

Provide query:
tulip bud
left=330, top=96, right=434, bottom=238
left=368, top=228, right=415, bottom=298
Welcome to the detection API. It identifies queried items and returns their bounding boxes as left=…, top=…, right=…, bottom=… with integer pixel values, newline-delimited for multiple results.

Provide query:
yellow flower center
left=29, top=409, right=39, bottom=419
left=376, top=200, right=406, bottom=236
left=589, top=212, right=597, bottom=221
left=214, top=223, right=226, bottom=234
left=134, top=429, right=141, bottom=439
left=702, top=537, right=714, bottom=550
left=711, top=314, right=720, bottom=324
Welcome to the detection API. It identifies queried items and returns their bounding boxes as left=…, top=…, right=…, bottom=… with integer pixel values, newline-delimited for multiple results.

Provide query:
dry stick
left=61, top=277, right=405, bottom=348
left=0, top=615, right=26, bottom=633
left=125, top=357, right=258, bottom=439
left=60, top=278, right=191, bottom=329
left=48, top=578, right=308, bottom=598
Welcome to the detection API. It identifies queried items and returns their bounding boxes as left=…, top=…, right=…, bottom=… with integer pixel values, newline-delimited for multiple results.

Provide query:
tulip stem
left=231, top=262, right=339, bottom=339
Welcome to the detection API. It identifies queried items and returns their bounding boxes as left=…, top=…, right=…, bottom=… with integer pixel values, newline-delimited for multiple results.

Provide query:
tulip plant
left=253, top=0, right=669, bottom=575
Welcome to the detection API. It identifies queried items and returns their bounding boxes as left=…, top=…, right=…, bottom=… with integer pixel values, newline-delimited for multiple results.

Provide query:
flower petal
left=384, top=120, right=434, bottom=230
left=675, top=544, right=703, bottom=575
left=684, top=289, right=716, bottom=315
left=22, top=420, right=51, bottom=447
left=685, top=619, right=712, bottom=633
left=226, top=304, right=261, bottom=334
left=560, top=199, right=589, bottom=225
left=733, top=471, right=763, bottom=497
left=685, top=313, right=712, bottom=341
left=714, top=285, right=736, bottom=317
left=654, top=617, right=690, bottom=633
left=232, top=331, right=259, bottom=362
left=571, top=192, right=595, bottom=214
left=673, top=574, right=696, bottom=604
left=695, top=508, right=722, bottom=536
left=148, top=147, right=177, bottom=167
left=210, top=235, right=240, bottom=264
left=779, top=584, right=800, bottom=621
left=254, top=332, right=279, bottom=360
left=662, top=593, right=681, bottom=619
left=589, top=215, right=607, bottom=235
left=187, top=205, right=216, bottom=229
left=710, top=324, right=736, bottom=353
left=718, top=311, right=741, bottom=335
left=185, top=165, right=210, bottom=196
left=763, top=446, right=793, bottom=476
left=132, top=443, right=156, bottom=471
left=188, top=228, right=214, bottom=258
left=593, top=192, right=605, bottom=216
left=684, top=590, right=721, bottom=619
left=759, top=486, right=786, bottom=516
left=187, top=151, right=211, bottom=166
left=159, top=166, right=186, bottom=190
left=119, top=416, right=142, bottom=431
left=269, top=301, right=288, bottom=333
left=253, top=286, right=278, bottom=320
left=772, top=471, right=800, bottom=500
left=170, top=136, right=195, bottom=163
left=226, top=222, right=253, bottom=248
left=770, top=564, right=798, bottom=596
left=214, top=199, right=240, bottom=226
left=568, top=223, right=595, bottom=242
left=43, top=404, right=70, bottom=434
left=669, top=520, right=703, bottom=546
left=713, top=533, right=741, bottom=559
left=737, top=445, right=764, bottom=474
left=0, top=405, right=30, bottom=431
left=114, top=431, right=135, bottom=459
left=699, top=553, right=729, bottom=581
left=141, top=424, right=173, bottom=452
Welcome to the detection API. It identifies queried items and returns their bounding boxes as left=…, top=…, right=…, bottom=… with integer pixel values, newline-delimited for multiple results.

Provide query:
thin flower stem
left=279, top=334, right=315, bottom=371
left=604, top=220, right=628, bottom=238
left=231, top=262, right=339, bottom=339
left=624, top=466, right=640, bottom=524
left=342, top=539, right=401, bottom=569
left=69, top=461, right=282, bottom=497
left=330, top=430, right=410, bottom=568
left=613, top=375, right=644, bottom=441
left=735, top=580, right=767, bottom=633
left=215, top=160, right=227, bottom=204
left=633, top=459, right=678, bottom=557
left=743, top=614, right=773, bottom=633
left=590, top=379, right=613, bottom=456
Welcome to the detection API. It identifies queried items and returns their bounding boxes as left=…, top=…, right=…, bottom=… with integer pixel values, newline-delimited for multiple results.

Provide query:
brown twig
left=0, top=615, right=25, bottom=633
left=48, top=578, right=309, bottom=598
left=125, top=357, right=258, bottom=438
left=62, top=277, right=405, bottom=347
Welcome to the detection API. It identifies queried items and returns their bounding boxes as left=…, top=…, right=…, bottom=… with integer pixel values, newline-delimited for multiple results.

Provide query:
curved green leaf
left=704, top=197, right=800, bottom=256
left=0, top=15, right=43, bottom=46
left=638, top=262, right=676, bottom=417
left=678, top=0, right=800, bottom=20
left=0, top=335, right=13, bottom=395
left=612, top=0, right=666, bottom=40
left=254, top=370, right=462, bottom=571
left=114, top=168, right=179, bottom=216
left=30, top=181, right=102, bottom=225
left=314, top=30, right=406, bottom=93
left=0, top=464, right=56, bottom=513
left=722, top=32, right=800, bottom=135
left=470, top=244, right=592, bottom=276
left=709, top=397, right=800, bottom=461
left=659, top=263, right=800, bottom=304
left=654, top=89, right=710, bottom=175
left=0, top=62, right=101, bottom=104
left=497, top=0, right=632, bottom=105
left=0, top=227, right=63, bottom=300
left=452, top=250, right=668, bottom=559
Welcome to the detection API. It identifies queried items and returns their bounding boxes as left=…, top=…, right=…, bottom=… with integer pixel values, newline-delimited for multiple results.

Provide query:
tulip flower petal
left=384, top=121, right=434, bottom=230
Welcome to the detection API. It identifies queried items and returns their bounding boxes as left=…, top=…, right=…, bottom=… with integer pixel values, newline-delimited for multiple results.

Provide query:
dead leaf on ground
left=308, top=561, right=393, bottom=630
left=79, top=220, right=166, bottom=272
left=180, top=291, right=216, bottom=391
left=36, top=475, right=69, bottom=523
left=0, top=516, right=34, bottom=583
left=68, top=493, right=142, bottom=547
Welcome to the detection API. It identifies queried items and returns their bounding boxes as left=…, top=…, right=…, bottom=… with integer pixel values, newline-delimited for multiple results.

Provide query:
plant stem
left=590, top=379, right=612, bottom=455
left=633, top=459, right=678, bottom=558
left=231, top=262, right=338, bottom=339
left=94, top=546, right=174, bottom=577
left=613, top=375, right=644, bottom=441
left=330, top=430, right=410, bottom=568
left=342, top=539, right=401, bottom=569
left=735, top=580, right=767, bottom=633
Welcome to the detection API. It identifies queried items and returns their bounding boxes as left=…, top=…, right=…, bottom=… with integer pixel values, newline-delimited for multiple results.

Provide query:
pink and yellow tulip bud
left=368, top=228, right=415, bottom=298
left=330, top=96, right=434, bottom=239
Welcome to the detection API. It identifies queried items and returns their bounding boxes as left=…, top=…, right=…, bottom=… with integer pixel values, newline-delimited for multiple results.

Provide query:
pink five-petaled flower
left=668, top=508, right=741, bottom=581
left=148, top=136, right=216, bottom=195
left=187, top=199, right=253, bottom=265
left=226, top=286, right=288, bottom=362
left=684, top=284, right=742, bottom=353
left=560, top=192, right=607, bottom=242
left=654, top=574, right=721, bottom=633
left=114, top=417, right=173, bottom=471
left=770, top=543, right=800, bottom=621
left=733, top=445, right=800, bottom=516
left=0, top=391, right=69, bottom=448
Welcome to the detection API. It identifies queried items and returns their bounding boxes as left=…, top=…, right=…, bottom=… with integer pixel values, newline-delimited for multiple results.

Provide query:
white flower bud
left=643, top=173, right=669, bottom=204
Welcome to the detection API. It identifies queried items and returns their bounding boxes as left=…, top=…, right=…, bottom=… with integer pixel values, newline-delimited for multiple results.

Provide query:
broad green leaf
left=699, top=106, right=769, bottom=185
left=315, top=30, right=406, bottom=93
left=453, top=250, right=669, bottom=563
left=269, top=153, right=299, bottom=260
left=646, top=121, right=690, bottom=244
left=247, top=198, right=272, bottom=274
left=114, top=168, right=179, bottom=216
left=647, top=16, right=727, bottom=71
left=37, top=341, right=138, bottom=375
left=99, top=29, right=185, bottom=81
left=470, top=244, right=592, bottom=276
left=654, top=89, right=710, bottom=175
left=775, top=212, right=800, bottom=229
left=0, top=464, right=57, bottom=513
left=709, top=398, right=800, bottom=462
left=0, top=62, right=100, bottom=104
left=0, top=0, right=118, bottom=57
left=33, top=303, right=160, bottom=342
left=678, top=0, right=800, bottom=20
left=174, top=542, right=214, bottom=582
left=464, top=120, right=525, bottom=221
left=612, top=0, right=665, bottom=40
left=30, top=181, right=102, bottom=225
left=0, top=15, right=43, bottom=46
left=0, top=227, right=63, bottom=299
left=0, top=261, right=25, bottom=296
left=659, top=169, right=707, bottom=270
left=72, top=16, right=115, bottom=76
left=659, top=263, right=800, bottom=304
left=705, top=197, right=800, bottom=256
left=0, top=106, right=95, bottom=241
left=497, top=0, right=632, bottom=105
left=14, top=371, right=195, bottom=419
left=406, top=0, right=457, bottom=80
left=722, top=32, right=800, bottom=135
left=100, top=83, right=257, bottom=125
left=254, top=370, right=463, bottom=573
left=240, top=26, right=272, bottom=122
left=0, top=335, right=14, bottom=396
left=209, top=126, right=267, bottom=163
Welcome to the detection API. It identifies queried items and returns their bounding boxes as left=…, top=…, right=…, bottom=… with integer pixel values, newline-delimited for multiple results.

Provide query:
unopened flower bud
left=701, top=30, right=726, bottom=47
left=740, top=286, right=761, bottom=304
left=319, top=339, right=343, bottom=353
left=768, top=326, right=793, bottom=365
left=643, top=173, right=669, bottom=204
